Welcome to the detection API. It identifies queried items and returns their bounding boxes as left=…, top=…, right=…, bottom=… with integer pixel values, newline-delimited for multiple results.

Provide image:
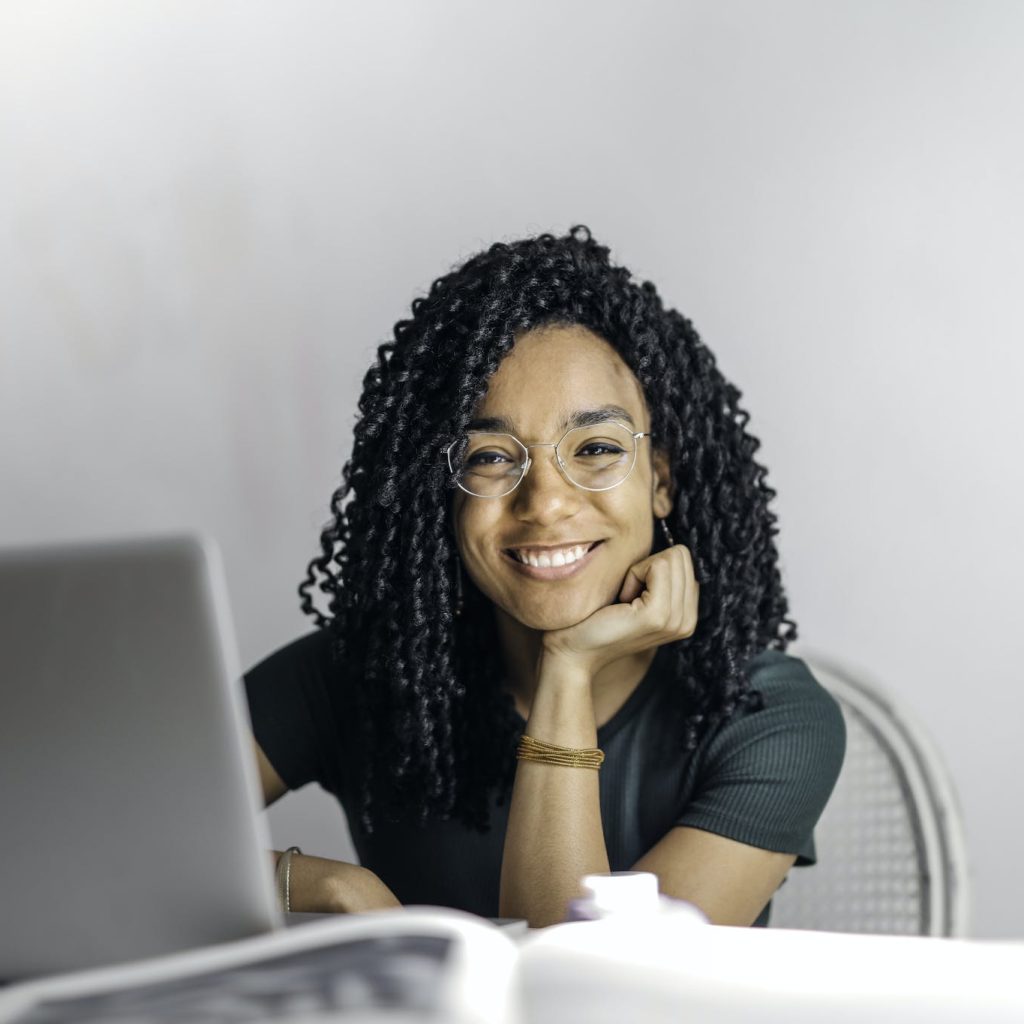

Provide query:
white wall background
left=2, top=0, right=1021, bottom=937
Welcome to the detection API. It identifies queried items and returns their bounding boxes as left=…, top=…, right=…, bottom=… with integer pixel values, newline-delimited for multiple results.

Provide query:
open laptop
left=0, top=535, right=281, bottom=981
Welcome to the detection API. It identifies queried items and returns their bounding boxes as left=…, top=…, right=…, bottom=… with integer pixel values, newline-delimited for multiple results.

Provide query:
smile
left=502, top=540, right=603, bottom=580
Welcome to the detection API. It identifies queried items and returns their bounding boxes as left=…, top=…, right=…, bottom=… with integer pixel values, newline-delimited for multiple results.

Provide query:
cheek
left=605, top=483, right=656, bottom=545
left=452, top=502, right=499, bottom=580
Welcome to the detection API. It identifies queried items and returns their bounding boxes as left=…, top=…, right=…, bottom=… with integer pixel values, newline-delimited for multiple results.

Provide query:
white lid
left=580, top=871, right=660, bottom=914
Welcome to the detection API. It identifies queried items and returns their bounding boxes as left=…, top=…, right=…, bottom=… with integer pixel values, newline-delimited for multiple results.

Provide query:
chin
left=509, top=596, right=604, bottom=633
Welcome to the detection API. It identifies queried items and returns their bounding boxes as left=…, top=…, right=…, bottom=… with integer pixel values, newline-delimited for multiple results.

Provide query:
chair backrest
left=769, top=653, right=970, bottom=936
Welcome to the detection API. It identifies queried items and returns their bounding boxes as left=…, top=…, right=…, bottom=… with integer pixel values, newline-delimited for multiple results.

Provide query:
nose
left=511, top=444, right=581, bottom=524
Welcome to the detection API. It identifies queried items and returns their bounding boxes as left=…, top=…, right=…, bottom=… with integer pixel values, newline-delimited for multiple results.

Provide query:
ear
left=651, top=447, right=674, bottom=519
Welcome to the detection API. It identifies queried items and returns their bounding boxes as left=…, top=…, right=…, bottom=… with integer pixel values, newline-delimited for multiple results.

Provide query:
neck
left=494, top=607, right=658, bottom=727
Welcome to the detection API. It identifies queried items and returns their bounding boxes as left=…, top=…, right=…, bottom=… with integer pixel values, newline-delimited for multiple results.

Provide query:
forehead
left=474, top=324, right=648, bottom=433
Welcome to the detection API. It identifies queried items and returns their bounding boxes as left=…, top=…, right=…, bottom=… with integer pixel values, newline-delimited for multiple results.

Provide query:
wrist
left=528, top=654, right=598, bottom=745
left=537, top=645, right=595, bottom=690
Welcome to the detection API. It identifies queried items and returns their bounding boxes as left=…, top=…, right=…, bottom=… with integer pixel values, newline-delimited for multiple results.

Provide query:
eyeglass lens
left=449, top=421, right=637, bottom=497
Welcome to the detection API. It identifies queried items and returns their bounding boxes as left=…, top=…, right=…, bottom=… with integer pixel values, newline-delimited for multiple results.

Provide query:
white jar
left=565, top=871, right=708, bottom=923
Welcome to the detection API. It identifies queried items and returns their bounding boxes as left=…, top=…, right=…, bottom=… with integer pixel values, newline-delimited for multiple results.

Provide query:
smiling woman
left=243, top=226, right=846, bottom=928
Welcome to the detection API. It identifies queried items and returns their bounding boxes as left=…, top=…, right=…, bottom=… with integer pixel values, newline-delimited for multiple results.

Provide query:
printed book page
left=0, top=909, right=520, bottom=1024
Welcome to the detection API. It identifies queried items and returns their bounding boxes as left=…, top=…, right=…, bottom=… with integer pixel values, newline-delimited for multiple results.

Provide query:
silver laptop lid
left=0, top=534, right=280, bottom=980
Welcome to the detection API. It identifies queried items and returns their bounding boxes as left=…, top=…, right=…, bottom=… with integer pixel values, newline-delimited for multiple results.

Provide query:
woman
left=245, top=226, right=846, bottom=928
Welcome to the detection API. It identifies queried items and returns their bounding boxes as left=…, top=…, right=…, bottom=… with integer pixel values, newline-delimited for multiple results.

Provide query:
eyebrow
left=466, top=404, right=638, bottom=434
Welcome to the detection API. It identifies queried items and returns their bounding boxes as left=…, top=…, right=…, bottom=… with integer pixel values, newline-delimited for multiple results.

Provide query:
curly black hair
left=298, top=225, right=796, bottom=833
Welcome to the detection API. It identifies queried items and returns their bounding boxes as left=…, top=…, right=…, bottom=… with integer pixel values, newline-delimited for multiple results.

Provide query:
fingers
left=618, top=545, right=699, bottom=642
left=546, top=544, right=700, bottom=675
left=618, top=561, right=647, bottom=604
left=677, top=544, right=699, bottom=639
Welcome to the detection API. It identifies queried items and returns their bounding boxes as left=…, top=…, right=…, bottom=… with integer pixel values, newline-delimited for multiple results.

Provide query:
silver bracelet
left=275, top=846, right=302, bottom=913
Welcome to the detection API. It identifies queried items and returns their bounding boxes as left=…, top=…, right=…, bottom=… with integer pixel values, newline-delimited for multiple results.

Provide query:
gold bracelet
left=275, top=846, right=302, bottom=913
left=516, top=733, right=605, bottom=770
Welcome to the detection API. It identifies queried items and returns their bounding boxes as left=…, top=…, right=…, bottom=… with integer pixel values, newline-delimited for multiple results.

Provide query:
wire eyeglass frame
left=444, top=419, right=654, bottom=499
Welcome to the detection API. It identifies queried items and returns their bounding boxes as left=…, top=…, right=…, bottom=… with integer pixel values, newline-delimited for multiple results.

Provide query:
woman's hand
left=541, top=544, right=699, bottom=679
left=278, top=852, right=402, bottom=913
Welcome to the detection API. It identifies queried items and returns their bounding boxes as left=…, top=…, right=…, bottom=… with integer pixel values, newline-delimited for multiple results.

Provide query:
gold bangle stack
left=516, top=733, right=605, bottom=770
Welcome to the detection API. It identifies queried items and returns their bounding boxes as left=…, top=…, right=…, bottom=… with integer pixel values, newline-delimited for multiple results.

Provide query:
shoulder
left=701, top=648, right=847, bottom=781
left=745, top=649, right=846, bottom=732
left=244, top=627, right=337, bottom=689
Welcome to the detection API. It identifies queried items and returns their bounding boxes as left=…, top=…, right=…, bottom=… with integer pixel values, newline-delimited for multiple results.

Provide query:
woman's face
left=453, top=323, right=673, bottom=632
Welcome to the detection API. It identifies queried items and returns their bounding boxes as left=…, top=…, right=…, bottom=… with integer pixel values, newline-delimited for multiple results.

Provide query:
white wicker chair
left=769, top=653, right=970, bottom=936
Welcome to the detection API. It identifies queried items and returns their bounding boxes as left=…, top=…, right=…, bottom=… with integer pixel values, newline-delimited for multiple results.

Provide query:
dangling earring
left=454, top=554, right=464, bottom=619
left=659, top=518, right=675, bottom=548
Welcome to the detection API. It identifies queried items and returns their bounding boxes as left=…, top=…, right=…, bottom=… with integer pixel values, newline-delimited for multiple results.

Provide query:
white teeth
left=512, top=544, right=591, bottom=568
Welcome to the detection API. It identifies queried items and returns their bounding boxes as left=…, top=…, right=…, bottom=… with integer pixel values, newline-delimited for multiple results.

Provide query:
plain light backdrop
left=2, top=0, right=1021, bottom=937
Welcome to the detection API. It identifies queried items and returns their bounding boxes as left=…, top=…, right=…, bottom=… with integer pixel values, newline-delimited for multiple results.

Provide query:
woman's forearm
left=498, top=657, right=610, bottom=927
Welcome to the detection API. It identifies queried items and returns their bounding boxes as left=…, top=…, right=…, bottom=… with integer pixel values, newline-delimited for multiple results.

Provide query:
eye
left=576, top=442, right=626, bottom=458
left=466, top=449, right=515, bottom=467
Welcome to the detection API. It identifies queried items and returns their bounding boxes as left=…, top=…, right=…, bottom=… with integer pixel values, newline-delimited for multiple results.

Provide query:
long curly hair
left=298, top=225, right=796, bottom=832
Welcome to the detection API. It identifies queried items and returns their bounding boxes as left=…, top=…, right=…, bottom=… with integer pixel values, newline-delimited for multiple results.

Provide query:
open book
left=0, top=909, right=520, bottom=1024
left=3, top=905, right=1024, bottom=1024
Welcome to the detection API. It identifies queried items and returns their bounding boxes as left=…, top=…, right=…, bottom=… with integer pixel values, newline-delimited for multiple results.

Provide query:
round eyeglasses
left=444, top=420, right=653, bottom=498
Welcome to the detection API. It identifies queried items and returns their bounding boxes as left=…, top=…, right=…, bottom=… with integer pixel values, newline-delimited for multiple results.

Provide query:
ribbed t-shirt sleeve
left=676, top=651, right=846, bottom=864
left=242, top=628, right=339, bottom=793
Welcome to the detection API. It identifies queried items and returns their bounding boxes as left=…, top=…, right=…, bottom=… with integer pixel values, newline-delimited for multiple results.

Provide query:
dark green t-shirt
left=244, top=629, right=846, bottom=926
